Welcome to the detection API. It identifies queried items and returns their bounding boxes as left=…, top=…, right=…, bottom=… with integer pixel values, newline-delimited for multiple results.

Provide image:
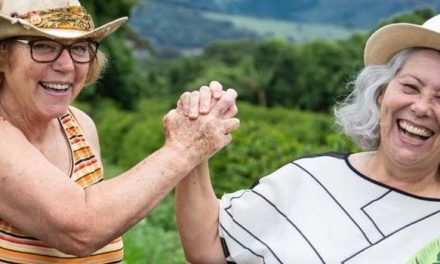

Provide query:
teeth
left=41, top=82, right=70, bottom=90
left=399, top=120, right=433, bottom=137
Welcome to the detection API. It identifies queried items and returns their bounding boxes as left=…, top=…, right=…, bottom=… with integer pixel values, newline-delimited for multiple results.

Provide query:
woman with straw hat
left=0, top=0, right=239, bottom=262
left=176, top=14, right=440, bottom=263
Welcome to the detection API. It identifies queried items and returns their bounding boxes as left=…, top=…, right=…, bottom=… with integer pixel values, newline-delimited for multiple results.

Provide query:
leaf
left=407, top=237, right=440, bottom=264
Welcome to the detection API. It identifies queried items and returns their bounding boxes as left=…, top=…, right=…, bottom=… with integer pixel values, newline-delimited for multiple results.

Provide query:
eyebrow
left=398, top=73, right=425, bottom=86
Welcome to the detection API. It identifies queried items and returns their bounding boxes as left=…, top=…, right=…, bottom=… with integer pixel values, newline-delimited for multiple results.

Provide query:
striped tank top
left=0, top=108, right=124, bottom=263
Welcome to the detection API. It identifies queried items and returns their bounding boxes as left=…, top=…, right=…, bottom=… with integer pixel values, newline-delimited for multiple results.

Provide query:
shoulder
left=291, top=152, right=351, bottom=176
left=293, top=152, right=349, bottom=163
left=249, top=152, right=351, bottom=188
left=68, top=105, right=101, bottom=154
left=291, top=152, right=350, bottom=170
left=68, top=105, right=96, bottom=132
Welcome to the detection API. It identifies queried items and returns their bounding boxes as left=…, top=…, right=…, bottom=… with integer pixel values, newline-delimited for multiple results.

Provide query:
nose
left=410, top=94, right=433, bottom=117
left=52, top=48, right=75, bottom=72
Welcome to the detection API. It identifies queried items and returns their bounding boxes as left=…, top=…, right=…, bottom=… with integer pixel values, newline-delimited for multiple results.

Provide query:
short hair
left=334, top=48, right=419, bottom=150
left=85, top=50, right=108, bottom=85
left=0, top=40, right=108, bottom=87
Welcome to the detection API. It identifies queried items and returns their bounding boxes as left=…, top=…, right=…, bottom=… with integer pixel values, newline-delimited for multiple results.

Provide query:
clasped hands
left=163, top=81, right=240, bottom=164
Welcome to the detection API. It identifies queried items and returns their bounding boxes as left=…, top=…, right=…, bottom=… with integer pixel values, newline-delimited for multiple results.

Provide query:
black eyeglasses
left=15, top=38, right=99, bottom=64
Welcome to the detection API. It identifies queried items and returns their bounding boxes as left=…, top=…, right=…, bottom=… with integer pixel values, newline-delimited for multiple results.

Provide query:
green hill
left=129, top=0, right=439, bottom=55
left=148, top=0, right=440, bottom=27
left=203, top=12, right=364, bottom=42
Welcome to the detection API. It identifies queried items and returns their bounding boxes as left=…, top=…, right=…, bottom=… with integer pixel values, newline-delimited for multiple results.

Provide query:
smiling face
left=377, top=49, right=440, bottom=169
left=0, top=37, right=90, bottom=121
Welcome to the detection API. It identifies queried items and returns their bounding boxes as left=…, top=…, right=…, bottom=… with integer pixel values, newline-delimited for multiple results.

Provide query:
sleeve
left=218, top=163, right=300, bottom=264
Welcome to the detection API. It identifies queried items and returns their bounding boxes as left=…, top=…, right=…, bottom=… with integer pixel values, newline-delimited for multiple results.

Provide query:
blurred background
left=79, top=0, right=439, bottom=262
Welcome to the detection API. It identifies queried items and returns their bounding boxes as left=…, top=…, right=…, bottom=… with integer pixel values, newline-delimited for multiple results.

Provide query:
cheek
left=6, top=50, right=40, bottom=78
left=378, top=94, right=397, bottom=131
left=76, top=65, right=90, bottom=83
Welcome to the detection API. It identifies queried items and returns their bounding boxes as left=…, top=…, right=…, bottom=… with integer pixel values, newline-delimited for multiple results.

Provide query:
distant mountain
left=129, top=0, right=440, bottom=55
left=130, top=0, right=258, bottom=54
left=141, top=0, right=440, bottom=27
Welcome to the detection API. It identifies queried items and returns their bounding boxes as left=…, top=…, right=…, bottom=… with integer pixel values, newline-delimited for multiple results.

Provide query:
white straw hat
left=364, top=14, right=440, bottom=66
left=0, top=0, right=128, bottom=41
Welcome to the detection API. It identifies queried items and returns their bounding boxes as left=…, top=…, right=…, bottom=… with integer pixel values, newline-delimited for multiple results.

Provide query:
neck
left=354, top=151, right=440, bottom=197
left=0, top=96, right=55, bottom=144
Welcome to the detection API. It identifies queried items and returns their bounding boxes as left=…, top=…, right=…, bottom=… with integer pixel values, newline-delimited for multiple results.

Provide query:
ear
left=376, top=86, right=386, bottom=106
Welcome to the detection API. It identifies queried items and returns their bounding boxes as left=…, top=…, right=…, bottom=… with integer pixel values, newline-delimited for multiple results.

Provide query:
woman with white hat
left=0, top=0, right=239, bottom=262
left=175, top=14, right=440, bottom=263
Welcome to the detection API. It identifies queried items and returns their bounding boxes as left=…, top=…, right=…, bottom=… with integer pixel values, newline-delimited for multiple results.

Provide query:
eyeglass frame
left=13, top=38, right=100, bottom=64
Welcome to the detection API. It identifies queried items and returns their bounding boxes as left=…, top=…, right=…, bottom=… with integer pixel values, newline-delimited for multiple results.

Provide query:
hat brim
left=0, top=15, right=128, bottom=41
left=364, top=23, right=440, bottom=66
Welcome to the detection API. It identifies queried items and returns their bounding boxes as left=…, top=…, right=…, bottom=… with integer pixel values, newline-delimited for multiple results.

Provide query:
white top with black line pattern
left=219, top=153, right=440, bottom=264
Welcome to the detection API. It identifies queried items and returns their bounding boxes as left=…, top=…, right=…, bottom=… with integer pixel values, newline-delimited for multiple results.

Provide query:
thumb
left=221, top=118, right=240, bottom=135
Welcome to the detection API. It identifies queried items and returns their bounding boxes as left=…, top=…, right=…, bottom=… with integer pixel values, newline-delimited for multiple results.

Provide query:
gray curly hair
left=334, top=48, right=421, bottom=150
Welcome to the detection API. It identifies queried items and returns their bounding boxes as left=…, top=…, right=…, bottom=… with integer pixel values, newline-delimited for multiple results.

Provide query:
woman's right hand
left=177, top=81, right=238, bottom=119
left=163, top=87, right=240, bottom=164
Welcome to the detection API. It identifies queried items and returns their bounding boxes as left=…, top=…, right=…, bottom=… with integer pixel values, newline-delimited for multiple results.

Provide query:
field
left=202, top=11, right=365, bottom=42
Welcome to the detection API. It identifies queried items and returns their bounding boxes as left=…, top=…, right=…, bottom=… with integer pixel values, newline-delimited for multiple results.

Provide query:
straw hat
left=364, top=14, right=440, bottom=66
left=0, top=0, right=128, bottom=41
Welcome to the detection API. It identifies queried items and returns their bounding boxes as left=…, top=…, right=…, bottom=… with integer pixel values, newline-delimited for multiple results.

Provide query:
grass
left=122, top=216, right=186, bottom=264
left=102, top=160, right=187, bottom=263
left=202, top=11, right=365, bottom=42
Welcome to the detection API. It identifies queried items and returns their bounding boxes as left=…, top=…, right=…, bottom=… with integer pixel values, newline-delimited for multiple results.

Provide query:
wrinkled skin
left=163, top=88, right=240, bottom=165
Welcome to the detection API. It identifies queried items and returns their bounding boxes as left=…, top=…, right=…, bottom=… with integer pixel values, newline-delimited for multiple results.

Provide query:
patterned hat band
left=13, top=6, right=95, bottom=31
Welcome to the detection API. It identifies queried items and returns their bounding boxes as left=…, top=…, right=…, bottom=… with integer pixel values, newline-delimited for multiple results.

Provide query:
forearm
left=175, top=161, right=225, bottom=264
left=71, top=144, right=201, bottom=254
left=1, top=144, right=200, bottom=256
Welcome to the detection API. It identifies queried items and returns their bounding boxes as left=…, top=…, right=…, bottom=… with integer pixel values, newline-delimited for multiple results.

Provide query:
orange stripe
left=73, top=158, right=98, bottom=173
left=0, top=247, right=123, bottom=263
left=0, top=232, right=49, bottom=248
left=70, top=137, right=82, bottom=144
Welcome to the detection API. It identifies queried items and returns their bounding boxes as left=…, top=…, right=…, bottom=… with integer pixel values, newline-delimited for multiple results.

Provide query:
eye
left=402, top=83, right=419, bottom=94
left=70, top=43, right=89, bottom=55
left=32, top=40, right=58, bottom=53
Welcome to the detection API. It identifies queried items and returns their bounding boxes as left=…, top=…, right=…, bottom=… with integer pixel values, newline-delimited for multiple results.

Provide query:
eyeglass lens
left=30, top=39, right=98, bottom=63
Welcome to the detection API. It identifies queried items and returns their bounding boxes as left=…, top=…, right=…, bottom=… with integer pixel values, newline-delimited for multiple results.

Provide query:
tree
left=78, top=0, right=148, bottom=110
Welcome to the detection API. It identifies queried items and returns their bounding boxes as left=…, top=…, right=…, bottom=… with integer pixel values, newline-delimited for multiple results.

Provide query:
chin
left=44, top=105, right=70, bottom=119
left=392, top=149, right=430, bottom=166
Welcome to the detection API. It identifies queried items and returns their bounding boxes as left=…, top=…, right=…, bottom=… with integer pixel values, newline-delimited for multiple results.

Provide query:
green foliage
left=122, top=212, right=185, bottom=264
left=376, top=7, right=435, bottom=28
left=78, top=0, right=148, bottom=110
left=208, top=103, right=356, bottom=193
left=82, top=0, right=136, bottom=24
left=407, top=237, right=440, bottom=264
left=93, top=98, right=174, bottom=168
left=203, top=40, right=258, bottom=65
left=97, top=37, right=146, bottom=110
left=136, top=8, right=432, bottom=112
left=91, top=100, right=137, bottom=164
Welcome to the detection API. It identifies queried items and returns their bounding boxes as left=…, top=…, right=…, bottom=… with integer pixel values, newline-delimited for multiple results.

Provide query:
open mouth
left=398, top=119, right=433, bottom=141
left=40, top=82, right=70, bottom=93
